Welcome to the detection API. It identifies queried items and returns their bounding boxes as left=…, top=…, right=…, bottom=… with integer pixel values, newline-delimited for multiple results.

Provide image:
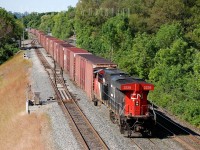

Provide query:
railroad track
left=34, top=47, right=109, bottom=150
left=155, top=110, right=200, bottom=150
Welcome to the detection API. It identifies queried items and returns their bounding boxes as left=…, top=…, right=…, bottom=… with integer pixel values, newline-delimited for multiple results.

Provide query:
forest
left=1, top=0, right=200, bottom=127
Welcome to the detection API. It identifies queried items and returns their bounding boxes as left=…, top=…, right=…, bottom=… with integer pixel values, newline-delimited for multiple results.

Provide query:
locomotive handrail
left=152, top=103, right=157, bottom=122
left=141, top=105, right=149, bottom=115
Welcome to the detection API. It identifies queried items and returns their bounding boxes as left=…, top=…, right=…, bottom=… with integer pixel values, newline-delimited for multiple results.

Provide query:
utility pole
left=110, top=43, right=113, bottom=61
left=48, top=27, right=50, bottom=35
left=22, top=28, right=25, bottom=47
left=21, top=17, right=25, bottom=48
left=54, top=59, right=56, bottom=85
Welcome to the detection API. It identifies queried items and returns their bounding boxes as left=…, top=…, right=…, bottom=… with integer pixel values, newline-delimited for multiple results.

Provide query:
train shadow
left=151, top=109, right=200, bottom=139
left=127, top=108, right=200, bottom=139
left=21, top=46, right=43, bottom=50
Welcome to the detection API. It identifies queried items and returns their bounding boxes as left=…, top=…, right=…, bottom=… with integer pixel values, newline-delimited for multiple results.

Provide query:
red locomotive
left=29, top=29, right=156, bottom=137
left=93, top=68, right=156, bottom=137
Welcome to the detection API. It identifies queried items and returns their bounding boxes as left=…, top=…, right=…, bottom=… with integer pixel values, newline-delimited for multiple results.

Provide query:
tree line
left=23, top=0, right=200, bottom=127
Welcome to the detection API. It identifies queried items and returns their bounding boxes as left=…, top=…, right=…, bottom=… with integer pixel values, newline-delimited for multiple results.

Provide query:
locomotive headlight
left=145, top=112, right=150, bottom=116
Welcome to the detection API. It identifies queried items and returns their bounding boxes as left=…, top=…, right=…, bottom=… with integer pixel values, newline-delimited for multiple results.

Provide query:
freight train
left=29, top=29, right=156, bottom=137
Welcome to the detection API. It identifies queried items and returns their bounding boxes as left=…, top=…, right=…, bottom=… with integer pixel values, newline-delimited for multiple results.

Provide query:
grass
left=0, top=52, right=51, bottom=150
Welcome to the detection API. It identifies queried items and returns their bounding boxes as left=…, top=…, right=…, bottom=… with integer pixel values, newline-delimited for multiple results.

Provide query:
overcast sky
left=0, top=0, right=79, bottom=13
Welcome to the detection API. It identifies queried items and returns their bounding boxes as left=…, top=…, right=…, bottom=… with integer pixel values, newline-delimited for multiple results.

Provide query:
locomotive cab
left=93, top=68, right=156, bottom=137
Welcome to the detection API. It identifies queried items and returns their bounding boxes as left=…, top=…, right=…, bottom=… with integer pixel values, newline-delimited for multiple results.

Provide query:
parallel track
left=34, top=47, right=109, bottom=150
left=156, top=111, right=200, bottom=150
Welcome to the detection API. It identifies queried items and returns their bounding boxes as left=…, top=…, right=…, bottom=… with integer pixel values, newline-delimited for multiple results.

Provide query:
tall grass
left=0, top=52, right=50, bottom=150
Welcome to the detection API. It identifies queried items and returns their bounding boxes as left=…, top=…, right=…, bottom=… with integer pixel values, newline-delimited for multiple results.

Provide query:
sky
left=0, top=0, right=79, bottom=13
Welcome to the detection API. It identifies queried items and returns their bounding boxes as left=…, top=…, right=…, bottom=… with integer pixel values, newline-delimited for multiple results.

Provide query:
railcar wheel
left=142, top=130, right=152, bottom=137
left=119, top=116, right=126, bottom=134
left=120, top=124, right=125, bottom=134
left=94, top=100, right=98, bottom=106
left=110, top=111, right=117, bottom=124
left=147, top=130, right=152, bottom=137
left=127, top=125, right=132, bottom=137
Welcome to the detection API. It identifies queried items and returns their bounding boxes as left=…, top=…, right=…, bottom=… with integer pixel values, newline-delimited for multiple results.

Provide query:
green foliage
left=22, top=12, right=42, bottom=28
left=131, top=33, right=156, bottom=78
left=0, top=8, right=23, bottom=64
left=155, top=23, right=183, bottom=49
left=171, top=101, right=200, bottom=126
left=39, top=14, right=55, bottom=33
left=22, top=12, right=57, bottom=29
left=148, top=0, right=185, bottom=32
left=0, top=8, right=23, bottom=40
left=52, top=8, right=75, bottom=40
left=0, top=43, right=18, bottom=64
left=149, top=27, right=199, bottom=126
left=186, top=24, right=200, bottom=49
left=101, top=15, right=132, bottom=59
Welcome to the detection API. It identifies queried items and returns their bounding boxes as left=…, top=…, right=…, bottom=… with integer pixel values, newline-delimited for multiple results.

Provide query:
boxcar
left=59, top=43, right=74, bottom=70
left=64, top=47, right=90, bottom=80
left=40, top=33, right=46, bottom=47
left=53, top=40, right=65, bottom=64
left=75, top=54, right=117, bottom=100
left=49, top=38, right=58, bottom=58
left=37, top=31, right=45, bottom=44
left=43, top=35, right=52, bottom=52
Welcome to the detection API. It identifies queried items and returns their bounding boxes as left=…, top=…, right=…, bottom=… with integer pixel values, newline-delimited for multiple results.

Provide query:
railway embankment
left=0, top=47, right=52, bottom=150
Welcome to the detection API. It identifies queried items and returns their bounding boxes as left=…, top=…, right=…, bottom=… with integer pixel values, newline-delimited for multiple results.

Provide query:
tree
left=39, top=14, right=55, bottom=33
left=101, top=15, right=132, bottom=59
left=155, top=23, right=183, bottom=49
left=22, top=12, right=48, bottom=29
left=122, top=33, right=156, bottom=78
left=52, top=7, right=75, bottom=40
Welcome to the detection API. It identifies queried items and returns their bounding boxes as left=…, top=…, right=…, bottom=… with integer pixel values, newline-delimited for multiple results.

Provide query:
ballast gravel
left=29, top=41, right=80, bottom=150
left=28, top=39, right=187, bottom=150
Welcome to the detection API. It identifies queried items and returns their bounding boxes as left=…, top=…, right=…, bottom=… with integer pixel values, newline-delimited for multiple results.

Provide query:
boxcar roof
left=104, top=68, right=126, bottom=75
left=112, top=77, right=145, bottom=84
left=48, top=37, right=58, bottom=40
left=67, top=47, right=88, bottom=53
left=102, top=68, right=146, bottom=88
left=45, top=35, right=53, bottom=38
left=78, top=54, right=116, bottom=65
left=39, top=32, right=45, bottom=34
left=60, top=43, right=74, bottom=47
left=53, top=39, right=64, bottom=42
